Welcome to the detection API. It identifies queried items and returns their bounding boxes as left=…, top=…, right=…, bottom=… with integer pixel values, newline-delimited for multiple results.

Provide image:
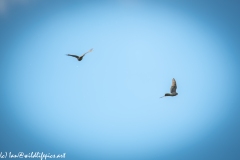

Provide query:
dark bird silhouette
left=160, top=78, right=178, bottom=98
left=66, top=48, right=93, bottom=61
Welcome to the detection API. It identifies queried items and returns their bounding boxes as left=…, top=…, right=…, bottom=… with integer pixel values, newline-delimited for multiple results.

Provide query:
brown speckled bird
left=160, top=78, right=178, bottom=98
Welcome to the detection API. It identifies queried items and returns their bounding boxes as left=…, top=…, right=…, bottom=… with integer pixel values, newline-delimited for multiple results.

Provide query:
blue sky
left=0, top=0, right=240, bottom=160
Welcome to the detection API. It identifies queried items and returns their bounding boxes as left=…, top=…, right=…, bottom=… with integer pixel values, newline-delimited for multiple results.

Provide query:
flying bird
left=160, top=78, right=178, bottom=98
left=66, top=48, right=93, bottom=61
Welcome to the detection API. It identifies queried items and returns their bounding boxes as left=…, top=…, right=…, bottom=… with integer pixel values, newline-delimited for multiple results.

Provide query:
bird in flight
left=160, top=78, right=178, bottom=98
left=66, top=48, right=93, bottom=61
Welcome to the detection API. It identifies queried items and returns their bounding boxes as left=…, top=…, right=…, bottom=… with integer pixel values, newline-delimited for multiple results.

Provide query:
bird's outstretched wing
left=88, top=48, right=93, bottom=53
left=170, top=78, right=177, bottom=93
left=66, top=54, right=79, bottom=59
left=80, top=48, right=93, bottom=57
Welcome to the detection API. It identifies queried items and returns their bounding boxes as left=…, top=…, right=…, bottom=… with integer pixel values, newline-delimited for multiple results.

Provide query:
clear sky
left=0, top=0, right=240, bottom=160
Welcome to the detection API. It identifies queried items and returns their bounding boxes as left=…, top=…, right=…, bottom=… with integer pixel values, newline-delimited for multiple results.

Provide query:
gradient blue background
left=0, top=0, right=240, bottom=160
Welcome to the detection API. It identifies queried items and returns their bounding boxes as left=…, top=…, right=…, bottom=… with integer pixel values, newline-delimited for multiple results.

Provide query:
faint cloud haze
left=0, top=0, right=30, bottom=15
left=0, top=0, right=7, bottom=13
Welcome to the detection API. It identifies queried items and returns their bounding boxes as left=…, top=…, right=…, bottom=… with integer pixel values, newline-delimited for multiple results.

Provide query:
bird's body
left=160, top=78, right=178, bottom=98
left=67, top=48, right=93, bottom=61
